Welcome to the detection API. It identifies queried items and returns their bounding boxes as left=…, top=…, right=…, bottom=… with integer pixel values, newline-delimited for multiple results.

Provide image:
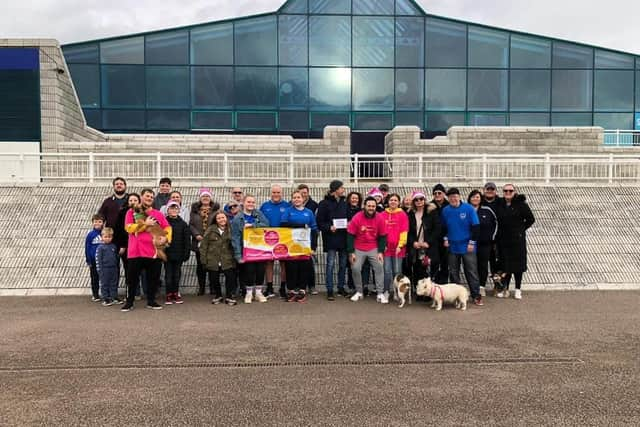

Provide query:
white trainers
left=244, top=288, right=253, bottom=304
left=480, top=286, right=486, bottom=297
left=514, top=289, right=522, bottom=300
left=376, top=293, right=382, bottom=303
left=496, top=291, right=504, bottom=298
left=255, top=288, right=268, bottom=303
left=380, top=293, right=389, bottom=304
left=350, top=292, right=363, bottom=302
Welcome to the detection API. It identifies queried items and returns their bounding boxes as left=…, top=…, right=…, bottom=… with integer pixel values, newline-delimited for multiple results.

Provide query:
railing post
left=482, top=153, right=488, bottom=184
left=354, top=153, right=359, bottom=185
left=19, top=153, right=25, bottom=183
left=608, top=153, right=614, bottom=184
left=288, top=153, right=294, bottom=185
left=544, top=153, right=551, bottom=184
left=156, top=152, right=162, bottom=182
left=89, top=152, right=94, bottom=184
left=223, top=153, right=229, bottom=184
left=418, top=153, right=423, bottom=184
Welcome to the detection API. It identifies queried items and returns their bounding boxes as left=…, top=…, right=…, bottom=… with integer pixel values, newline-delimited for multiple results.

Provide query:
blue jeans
left=448, top=252, right=481, bottom=299
left=383, top=256, right=403, bottom=293
left=325, top=250, right=347, bottom=292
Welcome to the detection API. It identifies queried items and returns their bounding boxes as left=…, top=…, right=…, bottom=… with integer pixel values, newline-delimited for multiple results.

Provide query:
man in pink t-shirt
left=121, top=188, right=172, bottom=312
left=347, top=196, right=387, bottom=303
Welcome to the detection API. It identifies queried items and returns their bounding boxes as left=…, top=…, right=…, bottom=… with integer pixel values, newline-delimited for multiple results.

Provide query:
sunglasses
left=433, top=191, right=444, bottom=195
left=233, top=191, right=242, bottom=194
left=503, top=189, right=514, bottom=193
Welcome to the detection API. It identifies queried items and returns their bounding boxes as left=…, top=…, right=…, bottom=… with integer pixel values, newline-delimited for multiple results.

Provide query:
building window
left=552, top=42, right=593, bottom=69
left=101, top=65, right=145, bottom=108
left=68, top=64, right=100, bottom=108
left=468, top=26, right=509, bottom=68
left=234, top=16, right=277, bottom=66
left=147, top=110, right=190, bottom=130
left=100, top=37, right=144, bottom=64
left=425, top=112, right=465, bottom=131
left=63, top=44, right=99, bottom=63
left=510, top=35, right=551, bottom=68
left=146, top=66, right=189, bottom=108
left=396, top=68, right=424, bottom=110
left=353, top=17, right=394, bottom=67
left=235, top=67, right=278, bottom=109
left=468, top=69, right=507, bottom=111
left=509, top=113, right=550, bottom=126
left=510, top=70, right=550, bottom=111
left=425, top=18, right=467, bottom=67
left=102, top=110, right=145, bottom=130
left=191, top=67, right=234, bottom=108
left=279, top=15, right=308, bottom=66
left=552, top=69, right=593, bottom=111
left=426, top=68, right=466, bottom=111
left=279, top=111, right=310, bottom=131
left=190, top=23, right=233, bottom=65
left=594, top=70, right=634, bottom=111
left=309, top=0, right=350, bottom=14
left=353, top=68, right=394, bottom=111
left=145, top=31, right=189, bottom=65
left=594, top=113, right=633, bottom=130
left=353, top=0, right=394, bottom=15
left=396, top=17, right=425, bottom=68
left=192, top=111, right=233, bottom=130
left=309, top=67, right=351, bottom=110
left=279, top=67, right=308, bottom=110
left=309, top=15, right=351, bottom=66
left=551, top=112, right=592, bottom=126
left=595, top=50, right=634, bottom=69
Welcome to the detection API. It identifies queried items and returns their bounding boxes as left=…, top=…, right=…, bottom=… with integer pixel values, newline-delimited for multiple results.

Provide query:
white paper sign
left=332, top=218, right=348, bottom=229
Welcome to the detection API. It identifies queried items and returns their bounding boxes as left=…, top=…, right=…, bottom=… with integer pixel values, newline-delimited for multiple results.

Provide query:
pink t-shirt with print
left=347, top=211, right=387, bottom=252
left=125, top=208, right=170, bottom=259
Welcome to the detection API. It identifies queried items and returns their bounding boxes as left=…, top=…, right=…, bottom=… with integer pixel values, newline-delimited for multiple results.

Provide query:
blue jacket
left=260, top=200, right=291, bottom=227
left=96, top=243, right=119, bottom=272
left=84, top=228, right=103, bottom=265
left=281, top=206, right=318, bottom=250
left=441, top=202, right=480, bottom=255
left=231, top=210, right=270, bottom=262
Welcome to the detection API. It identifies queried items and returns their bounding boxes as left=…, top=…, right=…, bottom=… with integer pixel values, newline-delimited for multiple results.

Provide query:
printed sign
left=242, top=227, right=312, bottom=262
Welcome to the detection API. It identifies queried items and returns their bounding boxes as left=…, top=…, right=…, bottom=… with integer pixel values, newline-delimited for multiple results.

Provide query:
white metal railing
left=603, top=130, right=640, bottom=147
left=2, top=152, right=640, bottom=185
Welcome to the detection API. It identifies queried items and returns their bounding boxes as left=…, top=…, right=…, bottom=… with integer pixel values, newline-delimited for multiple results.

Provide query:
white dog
left=393, top=274, right=412, bottom=308
left=416, top=278, right=469, bottom=311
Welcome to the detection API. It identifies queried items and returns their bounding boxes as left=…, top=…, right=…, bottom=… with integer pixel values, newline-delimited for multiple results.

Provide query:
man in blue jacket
left=441, top=188, right=483, bottom=306
left=260, top=185, right=291, bottom=298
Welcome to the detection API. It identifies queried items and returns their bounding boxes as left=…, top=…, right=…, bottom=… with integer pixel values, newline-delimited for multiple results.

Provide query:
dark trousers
left=239, top=262, right=266, bottom=288
left=89, top=260, right=100, bottom=298
left=503, top=272, right=524, bottom=290
left=164, top=261, right=183, bottom=294
left=432, top=244, right=449, bottom=284
left=195, top=251, right=208, bottom=289
left=285, top=259, right=312, bottom=292
left=127, top=257, right=162, bottom=305
left=99, top=267, right=119, bottom=301
left=477, top=243, right=492, bottom=288
left=306, top=258, right=316, bottom=291
left=210, top=268, right=237, bottom=298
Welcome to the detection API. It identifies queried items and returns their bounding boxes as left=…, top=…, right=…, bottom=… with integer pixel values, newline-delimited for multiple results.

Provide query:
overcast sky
left=3, top=0, right=639, bottom=54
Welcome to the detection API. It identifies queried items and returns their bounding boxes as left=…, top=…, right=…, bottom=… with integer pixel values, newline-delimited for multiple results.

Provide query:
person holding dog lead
left=382, top=193, right=409, bottom=303
left=468, top=190, right=498, bottom=297
left=407, top=190, right=441, bottom=295
left=440, top=187, right=483, bottom=306
left=430, top=183, right=450, bottom=284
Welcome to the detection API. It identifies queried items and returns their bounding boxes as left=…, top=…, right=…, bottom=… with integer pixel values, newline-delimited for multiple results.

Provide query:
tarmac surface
left=1, top=291, right=639, bottom=426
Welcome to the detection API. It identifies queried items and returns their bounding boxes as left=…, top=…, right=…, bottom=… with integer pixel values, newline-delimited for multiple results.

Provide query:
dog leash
left=429, top=284, right=444, bottom=301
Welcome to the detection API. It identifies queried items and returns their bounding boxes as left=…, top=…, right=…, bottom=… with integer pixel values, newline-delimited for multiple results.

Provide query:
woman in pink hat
left=190, top=188, right=220, bottom=217
left=367, top=187, right=385, bottom=212
left=382, top=193, right=409, bottom=303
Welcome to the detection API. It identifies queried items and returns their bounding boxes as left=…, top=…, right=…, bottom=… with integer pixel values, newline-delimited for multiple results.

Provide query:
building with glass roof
left=61, top=0, right=640, bottom=140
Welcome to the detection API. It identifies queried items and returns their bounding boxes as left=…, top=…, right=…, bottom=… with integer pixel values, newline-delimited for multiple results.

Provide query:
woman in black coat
left=495, top=184, right=535, bottom=300
left=406, top=191, right=442, bottom=285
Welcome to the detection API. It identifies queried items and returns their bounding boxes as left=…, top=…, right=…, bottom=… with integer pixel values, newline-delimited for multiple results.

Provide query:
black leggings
left=285, top=260, right=312, bottom=292
left=210, top=269, right=237, bottom=298
left=502, top=272, right=524, bottom=290
left=476, top=243, right=491, bottom=288
left=239, top=262, right=266, bottom=288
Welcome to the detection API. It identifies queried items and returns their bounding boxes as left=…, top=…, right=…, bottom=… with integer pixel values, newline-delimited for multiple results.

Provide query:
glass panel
left=468, top=70, right=507, bottom=111
left=145, top=31, right=188, bottom=65
left=594, top=70, right=634, bottom=111
left=190, top=23, right=233, bottom=65
left=551, top=113, right=592, bottom=126
left=147, top=110, right=189, bottom=130
left=510, top=35, right=551, bottom=68
left=100, top=37, right=144, bottom=64
left=353, top=68, right=393, bottom=111
left=102, top=110, right=145, bottom=130
left=594, top=113, right=633, bottom=129
left=425, top=18, right=466, bottom=67
left=235, top=67, right=278, bottom=109
left=68, top=64, right=100, bottom=108
left=237, top=112, right=277, bottom=130
left=552, top=70, right=593, bottom=111
left=509, top=113, right=550, bottom=126
left=425, top=112, right=465, bottom=131
left=310, top=112, right=350, bottom=130
left=63, top=44, right=99, bottom=63
left=353, top=0, right=393, bottom=15
left=191, top=66, right=234, bottom=108
left=279, top=111, right=309, bottom=130
left=279, top=15, right=308, bottom=66
left=309, top=67, right=351, bottom=110
left=235, top=16, right=277, bottom=66
left=396, top=68, right=423, bottom=110
left=552, top=42, right=593, bottom=68
left=395, top=17, right=424, bottom=67
left=83, top=109, right=101, bottom=129
left=354, top=113, right=392, bottom=130
left=192, top=111, right=233, bottom=129
left=425, top=69, right=466, bottom=110
left=353, top=17, right=394, bottom=67
left=469, top=112, right=507, bottom=126
left=637, top=71, right=640, bottom=111
left=510, top=70, right=550, bottom=111
left=395, top=111, right=423, bottom=128
left=279, top=67, right=308, bottom=109
left=101, top=65, right=145, bottom=108
left=281, top=0, right=308, bottom=13
left=146, top=66, right=189, bottom=108
left=396, top=0, right=423, bottom=16
left=309, top=16, right=351, bottom=66
left=468, top=26, right=508, bottom=68
left=309, top=0, right=350, bottom=14
left=595, top=50, right=634, bottom=69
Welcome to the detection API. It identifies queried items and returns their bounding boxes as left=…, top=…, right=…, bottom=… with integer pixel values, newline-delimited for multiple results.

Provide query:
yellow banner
left=242, top=227, right=312, bottom=261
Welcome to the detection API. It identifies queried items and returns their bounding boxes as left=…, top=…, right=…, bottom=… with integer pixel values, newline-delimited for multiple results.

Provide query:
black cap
left=446, top=187, right=460, bottom=196
left=484, top=182, right=497, bottom=190
left=432, top=183, right=446, bottom=194
left=329, top=180, right=344, bottom=193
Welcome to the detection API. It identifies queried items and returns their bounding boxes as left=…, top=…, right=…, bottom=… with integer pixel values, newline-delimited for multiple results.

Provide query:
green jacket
left=200, top=226, right=235, bottom=271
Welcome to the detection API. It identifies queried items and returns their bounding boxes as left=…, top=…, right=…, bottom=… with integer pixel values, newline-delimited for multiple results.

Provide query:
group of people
left=85, top=176, right=535, bottom=312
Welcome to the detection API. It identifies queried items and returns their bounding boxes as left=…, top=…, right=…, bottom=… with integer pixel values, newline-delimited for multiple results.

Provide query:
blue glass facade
left=61, top=0, right=640, bottom=133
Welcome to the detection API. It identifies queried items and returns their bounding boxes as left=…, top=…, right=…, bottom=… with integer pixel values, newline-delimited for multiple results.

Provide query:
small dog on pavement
left=416, top=278, right=469, bottom=311
left=492, top=272, right=510, bottom=298
left=393, top=274, right=412, bottom=308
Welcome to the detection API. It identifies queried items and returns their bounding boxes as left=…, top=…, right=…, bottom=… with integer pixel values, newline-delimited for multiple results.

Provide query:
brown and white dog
left=393, top=274, right=412, bottom=308
left=492, top=272, right=510, bottom=298
left=416, top=278, right=469, bottom=311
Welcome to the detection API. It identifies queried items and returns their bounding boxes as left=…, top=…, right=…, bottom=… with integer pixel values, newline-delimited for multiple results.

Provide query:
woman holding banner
left=280, top=191, right=318, bottom=303
left=231, top=195, right=270, bottom=304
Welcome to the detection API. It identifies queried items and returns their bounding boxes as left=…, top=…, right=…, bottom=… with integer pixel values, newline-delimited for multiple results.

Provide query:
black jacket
left=113, top=205, right=130, bottom=250
left=305, top=198, right=319, bottom=214
left=495, top=194, right=535, bottom=273
left=347, top=205, right=361, bottom=221
left=152, top=193, right=171, bottom=210
left=407, top=202, right=442, bottom=263
left=98, top=194, right=128, bottom=228
left=476, top=206, right=498, bottom=244
left=316, top=194, right=348, bottom=251
left=165, top=216, right=191, bottom=262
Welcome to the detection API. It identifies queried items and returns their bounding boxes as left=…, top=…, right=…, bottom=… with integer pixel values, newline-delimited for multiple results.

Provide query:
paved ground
left=1, top=291, right=639, bottom=426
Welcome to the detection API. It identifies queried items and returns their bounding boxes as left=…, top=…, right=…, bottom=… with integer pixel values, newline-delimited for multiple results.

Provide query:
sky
left=2, top=0, right=639, bottom=55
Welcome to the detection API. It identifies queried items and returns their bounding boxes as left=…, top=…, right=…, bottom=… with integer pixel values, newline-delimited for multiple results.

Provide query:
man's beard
left=364, top=209, right=376, bottom=218
left=114, top=189, right=126, bottom=196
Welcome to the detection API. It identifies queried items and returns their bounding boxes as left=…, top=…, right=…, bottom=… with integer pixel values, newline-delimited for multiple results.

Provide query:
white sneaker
left=255, top=288, right=267, bottom=303
left=496, top=291, right=504, bottom=298
left=380, top=293, right=389, bottom=304
left=480, top=286, right=486, bottom=297
left=376, top=293, right=382, bottom=303
left=350, top=292, right=363, bottom=302
left=514, top=289, right=522, bottom=300
left=244, top=289, right=253, bottom=304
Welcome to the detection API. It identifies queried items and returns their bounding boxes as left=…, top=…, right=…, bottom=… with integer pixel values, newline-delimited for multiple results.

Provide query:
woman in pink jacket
left=382, top=193, right=409, bottom=302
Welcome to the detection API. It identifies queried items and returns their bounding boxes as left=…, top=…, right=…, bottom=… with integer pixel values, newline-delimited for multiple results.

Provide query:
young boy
left=85, top=214, right=105, bottom=302
left=164, top=200, right=191, bottom=305
left=96, top=227, right=121, bottom=306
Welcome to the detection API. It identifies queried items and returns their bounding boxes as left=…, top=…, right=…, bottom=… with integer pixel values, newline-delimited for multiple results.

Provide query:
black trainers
left=337, top=288, right=347, bottom=297
left=121, top=303, right=133, bottom=312
left=211, top=297, right=223, bottom=305
left=225, top=298, right=237, bottom=306
left=264, top=284, right=275, bottom=299
left=280, top=286, right=288, bottom=300
left=146, top=301, right=163, bottom=310
left=327, top=291, right=335, bottom=301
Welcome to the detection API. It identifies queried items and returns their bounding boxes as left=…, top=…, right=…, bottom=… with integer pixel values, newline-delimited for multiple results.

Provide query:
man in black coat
left=98, top=177, right=128, bottom=228
left=429, top=183, right=450, bottom=284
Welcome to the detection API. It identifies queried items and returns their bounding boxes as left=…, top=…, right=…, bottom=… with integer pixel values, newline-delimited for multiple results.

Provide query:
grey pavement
left=1, top=292, right=639, bottom=426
